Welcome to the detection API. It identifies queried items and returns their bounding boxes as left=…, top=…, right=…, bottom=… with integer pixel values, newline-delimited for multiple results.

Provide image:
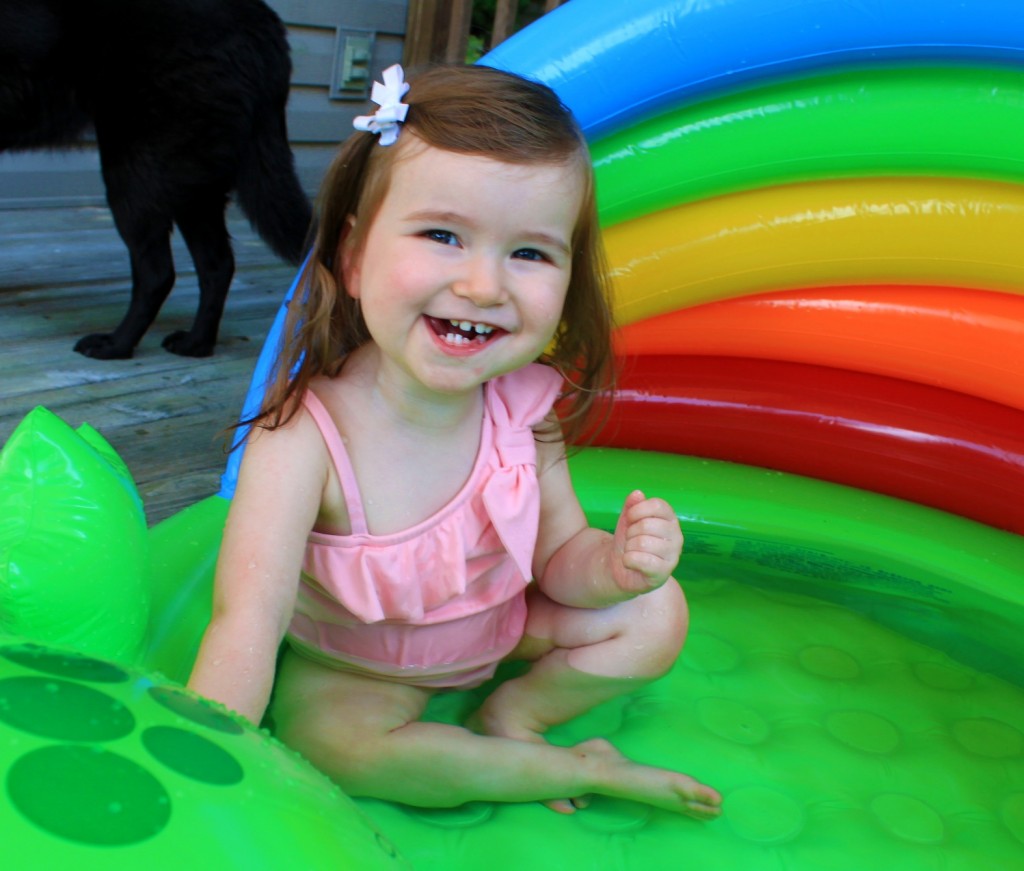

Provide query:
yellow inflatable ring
left=606, top=177, right=1024, bottom=324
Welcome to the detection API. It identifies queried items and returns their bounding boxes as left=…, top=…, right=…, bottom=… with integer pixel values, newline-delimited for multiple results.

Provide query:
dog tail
left=235, top=110, right=314, bottom=265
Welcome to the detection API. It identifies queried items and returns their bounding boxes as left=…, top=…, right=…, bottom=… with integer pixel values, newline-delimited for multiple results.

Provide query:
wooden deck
left=0, top=206, right=297, bottom=526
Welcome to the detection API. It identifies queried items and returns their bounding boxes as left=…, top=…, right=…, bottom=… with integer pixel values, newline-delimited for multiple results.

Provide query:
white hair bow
left=352, top=64, right=411, bottom=146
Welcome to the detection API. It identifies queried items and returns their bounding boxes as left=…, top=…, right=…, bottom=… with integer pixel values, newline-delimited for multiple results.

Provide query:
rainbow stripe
left=486, top=0, right=1024, bottom=540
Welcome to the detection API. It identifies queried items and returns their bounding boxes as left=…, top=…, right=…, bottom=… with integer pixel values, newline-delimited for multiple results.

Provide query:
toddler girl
left=189, top=63, right=721, bottom=819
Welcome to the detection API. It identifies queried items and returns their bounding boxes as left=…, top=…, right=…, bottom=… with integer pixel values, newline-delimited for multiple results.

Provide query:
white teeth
left=444, top=333, right=469, bottom=345
left=449, top=319, right=495, bottom=335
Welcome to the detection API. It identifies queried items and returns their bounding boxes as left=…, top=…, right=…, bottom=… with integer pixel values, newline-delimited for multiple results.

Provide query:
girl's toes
left=687, top=800, right=723, bottom=820
left=684, top=787, right=723, bottom=819
left=544, top=798, right=578, bottom=814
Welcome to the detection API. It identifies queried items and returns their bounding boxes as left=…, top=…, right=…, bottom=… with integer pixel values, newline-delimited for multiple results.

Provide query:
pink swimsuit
left=286, top=363, right=563, bottom=689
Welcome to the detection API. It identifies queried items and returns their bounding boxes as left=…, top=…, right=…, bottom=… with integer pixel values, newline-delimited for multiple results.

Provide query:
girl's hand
left=611, top=490, right=683, bottom=594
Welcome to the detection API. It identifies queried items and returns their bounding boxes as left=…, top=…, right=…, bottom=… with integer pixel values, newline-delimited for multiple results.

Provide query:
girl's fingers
left=634, top=547, right=678, bottom=571
left=623, top=489, right=647, bottom=512
left=624, top=494, right=674, bottom=522
left=622, top=530, right=681, bottom=563
left=614, top=490, right=647, bottom=541
left=615, top=490, right=683, bottom=590
left=622, top=525, right=680, bottom=551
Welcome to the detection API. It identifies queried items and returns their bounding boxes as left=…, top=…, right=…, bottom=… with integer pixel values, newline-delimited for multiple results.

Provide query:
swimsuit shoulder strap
left=301, top=389, right=368, bottom=534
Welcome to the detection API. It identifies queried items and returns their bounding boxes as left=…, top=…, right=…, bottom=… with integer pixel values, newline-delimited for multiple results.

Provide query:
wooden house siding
left=273, top=0, right=407, bottom=193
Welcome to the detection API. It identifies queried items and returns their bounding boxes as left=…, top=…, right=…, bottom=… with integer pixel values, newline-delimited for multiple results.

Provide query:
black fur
left=0, top=0, right=313, bottom=358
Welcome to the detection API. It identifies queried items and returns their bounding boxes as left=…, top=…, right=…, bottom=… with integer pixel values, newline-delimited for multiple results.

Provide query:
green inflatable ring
left=592, top=64, right=1024, bottom=227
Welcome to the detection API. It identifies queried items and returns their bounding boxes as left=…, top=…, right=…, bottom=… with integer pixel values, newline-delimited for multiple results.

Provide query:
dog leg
left=162, top=195, right=235, bottom=357
left=75, top=210, right=176, bottom=359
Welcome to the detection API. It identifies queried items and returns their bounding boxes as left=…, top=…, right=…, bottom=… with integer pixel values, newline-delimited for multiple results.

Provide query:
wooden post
left=405, top=0, right=568, bottom=66
left=492, top=0, right=517, bottom=48
left=447, top=0, right=473, bottom=63
left=403, top=0, right=453, bottom=68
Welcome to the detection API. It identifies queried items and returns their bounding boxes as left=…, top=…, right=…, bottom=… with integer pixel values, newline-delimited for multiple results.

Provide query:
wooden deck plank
left=0, top=206, right=296, bottom=525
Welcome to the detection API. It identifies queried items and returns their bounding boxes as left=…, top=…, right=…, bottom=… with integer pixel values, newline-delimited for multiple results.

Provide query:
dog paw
left=162, top=331, right=215, bottom=357
left=74, top=334, right=135, bottom=359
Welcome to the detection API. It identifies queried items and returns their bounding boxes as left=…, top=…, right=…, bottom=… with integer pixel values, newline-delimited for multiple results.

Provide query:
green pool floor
left=360, top=576, right=1024, bottom=870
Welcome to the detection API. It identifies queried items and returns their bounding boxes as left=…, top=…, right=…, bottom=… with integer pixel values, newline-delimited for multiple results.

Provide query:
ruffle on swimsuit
left=287, top=363, right=563, bottom=688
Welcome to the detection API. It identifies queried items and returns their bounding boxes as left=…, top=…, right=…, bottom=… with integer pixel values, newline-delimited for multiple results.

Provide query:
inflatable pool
left=3, top=1, right=1024, bottom=868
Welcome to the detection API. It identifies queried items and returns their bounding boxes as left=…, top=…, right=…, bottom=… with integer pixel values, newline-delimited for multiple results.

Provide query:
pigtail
left=238, top=131, right=380, bottom=433
left=541, top=157, right=617, bottom=449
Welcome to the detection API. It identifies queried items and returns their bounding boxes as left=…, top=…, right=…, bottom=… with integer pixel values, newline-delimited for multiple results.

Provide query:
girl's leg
left=269, top=646, right=720, bottom=818
left=473, top=579, right=691, bottom=741
left=469, top=580, right=719, bottom=814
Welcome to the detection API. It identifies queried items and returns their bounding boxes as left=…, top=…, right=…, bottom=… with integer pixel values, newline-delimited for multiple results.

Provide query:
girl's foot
left=469, top=708, right=721, bottom=819
left=574, top=737, right=722, bottom=820
left=467, top=704, right=590, bottom=813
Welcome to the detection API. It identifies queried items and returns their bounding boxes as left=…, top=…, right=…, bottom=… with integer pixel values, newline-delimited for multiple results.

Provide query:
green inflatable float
left=2, top=406, right=1024, bottom=870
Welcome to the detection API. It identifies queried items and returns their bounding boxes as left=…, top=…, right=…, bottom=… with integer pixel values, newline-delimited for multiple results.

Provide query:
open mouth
left=425, top=316, right=504, bottom=347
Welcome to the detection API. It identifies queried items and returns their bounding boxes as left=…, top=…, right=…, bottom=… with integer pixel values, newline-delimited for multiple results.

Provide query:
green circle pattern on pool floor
left=362, top=575, right=1024, bottom=869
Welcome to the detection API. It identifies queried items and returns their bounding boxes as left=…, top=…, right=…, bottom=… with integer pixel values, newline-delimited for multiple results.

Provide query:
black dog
left=0, top=0, right=313, bottom=358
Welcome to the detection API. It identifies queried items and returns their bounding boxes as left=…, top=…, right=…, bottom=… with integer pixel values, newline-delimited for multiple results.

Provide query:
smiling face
left=342, top=137, right=585, bottom=398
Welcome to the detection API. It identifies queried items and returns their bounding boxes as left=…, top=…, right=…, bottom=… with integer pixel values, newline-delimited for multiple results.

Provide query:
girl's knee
left=626, top=580, right=689, bottom=678
left=520, top=581, right=689, bottom=681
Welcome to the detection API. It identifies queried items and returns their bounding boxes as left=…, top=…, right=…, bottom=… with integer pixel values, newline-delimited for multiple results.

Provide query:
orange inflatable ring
left=613, top=285, right=1024, bottom=410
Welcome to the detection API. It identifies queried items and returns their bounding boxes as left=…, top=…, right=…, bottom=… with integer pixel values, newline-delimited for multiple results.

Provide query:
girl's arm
left=531, top=422, right=683, bottom=609
left=187, top=409, right=327, bottom=724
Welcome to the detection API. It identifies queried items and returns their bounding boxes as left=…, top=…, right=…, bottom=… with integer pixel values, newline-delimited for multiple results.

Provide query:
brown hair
left=249, top=63, right=615, bottom=444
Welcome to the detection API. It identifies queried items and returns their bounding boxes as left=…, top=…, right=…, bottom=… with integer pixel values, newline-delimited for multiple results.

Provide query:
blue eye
left=424, top=229, right=458, bottom=246
left=512, top=248, right=550, bottom=263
